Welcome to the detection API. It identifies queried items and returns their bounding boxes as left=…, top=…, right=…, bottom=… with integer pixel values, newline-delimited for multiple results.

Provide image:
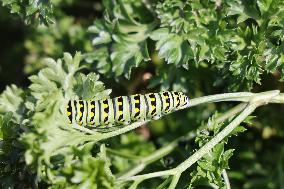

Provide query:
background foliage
left=0, top=0, right=284, bottom=188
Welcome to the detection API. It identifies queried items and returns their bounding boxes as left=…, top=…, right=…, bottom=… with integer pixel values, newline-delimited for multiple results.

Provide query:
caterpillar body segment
left=66, top=91, right=189, bottom=127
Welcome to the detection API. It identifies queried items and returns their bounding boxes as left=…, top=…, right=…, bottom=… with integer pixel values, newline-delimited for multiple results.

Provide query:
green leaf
left=1, top=0, right=54, bottom=25
left=191, top=112, right=240, bottom=188
left=20, top=52, right=112, bottom=185
left=111, top=40, right=150, bottom=78
left=198, top=161, right=216, bottom=172
left=0, top=112, right=33, bottom=188
left=221, top=149, right=235, bottom=169
left=74, top=73, right=112, bottom=100
left=231, top=126, right=247, bottom=136
left=28, top=52, right=83, bottom=111
left=213, top=143, right=224, bottom=161
left=0, top=85, right=24, bottom=123
left=150, top=28, right=194, bottom=67
left=227, top=0, right=260, bottom=23
left=59, top=145, right=115, bottom=189
left=257, top=0, right=273, bottom=15
left=89, top=17, right=152, bottom=78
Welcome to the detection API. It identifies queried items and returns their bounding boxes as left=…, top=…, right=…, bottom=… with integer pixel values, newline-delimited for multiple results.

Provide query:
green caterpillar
left=66, top=91, right=189, bottom=127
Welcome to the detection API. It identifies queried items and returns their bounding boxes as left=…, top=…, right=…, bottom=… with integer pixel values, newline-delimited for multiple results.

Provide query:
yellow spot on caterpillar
left=119, top=111, right=123, bottom=115
left=79, top=122, right=83, bottom=125
left=103, top=112, right=108, bottom=118
left=67, top=112, right=71, bottom=116
left=151, top=98, right=155, bottom=101
left=135, top=100, right=139, bottom=103
left=135, top=108, right=140, bottom=112
left=90, top=105, right=95, bottom=108
left=118, top=102, right=122, bottom=105
left=152, top=105, right=156, bottom=109
left=79, top=112, right=82, bottom=117
left=79, top=104, right=83, bottom=108
left=90, top=112, right=94, bottom=116
left=103, top=104, right=109, bottom=108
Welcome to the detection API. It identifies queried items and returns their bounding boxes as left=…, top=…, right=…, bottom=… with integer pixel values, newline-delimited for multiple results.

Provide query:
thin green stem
left=120, top=89, right=280, bottom=182
left=209, top=183, right=219, bottom=189
left=119, top=169, right=176, bottom=181
left=187, top=92, right=253, bottom=107
left=77, top=91, right=282, bottom=144
left=80, top=120, right=148, bottom=143
left=129, top=178, right=144, bottom=189
left=213, top=103, right=247, bottom=124
left=174, top=103, right=257, bottom=173
left=117, top=135, right=189, bottom=179
left=270, top=93, right=284, bottom=103
left=118, top=103, right=247, bottom=179
left=114, top=91, right=283, bottom=189
left=186, top=91, right=282, bottom=108
left=121, top=102, right=256, bottom=181
left=222, top=170, right=231, bottom=189
left=106, top=148, right=140, bottom=160
left=168, top=173, right=181, bottom=189
left=97, top=121, right=148, bottom=141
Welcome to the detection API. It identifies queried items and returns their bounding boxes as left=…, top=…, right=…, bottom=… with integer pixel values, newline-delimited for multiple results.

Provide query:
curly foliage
left=87, top=0, right=284, bottom=90
left=0, top=85, right=24, bottom=122
left=50, top=145, right=116, bottom=189
left=0, top=113, right=35, bottom=189
left=0, top=53, right=116, bottom=188
left=1, top=0, right=54, bottom=25
left=189, top=113, right=247, bottom=188
left=87, top=0, right=153, bottom=78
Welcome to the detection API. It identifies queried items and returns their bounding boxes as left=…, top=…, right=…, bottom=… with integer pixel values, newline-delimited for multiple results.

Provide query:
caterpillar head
left=178, top=92, right=189, bottom=109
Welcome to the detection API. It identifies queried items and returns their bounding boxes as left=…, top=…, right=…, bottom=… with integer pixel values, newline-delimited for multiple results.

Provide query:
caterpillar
left=66, top=91, right=189, bottom=127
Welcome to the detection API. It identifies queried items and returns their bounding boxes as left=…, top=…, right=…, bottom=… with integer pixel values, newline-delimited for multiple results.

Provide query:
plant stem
left=97, top=121, right=148, bottom=141
left=222, top=170, right=231, bottom=189
left=175, top=102, right=256, bottom=173
left=117, top=133, right=194, bottom=179
left=210, top=103, right=247, bottom=127
left=129, top=178, right=144, bottom=189
left=120, top=90, right=280, bottom=182
left=118, top=140, right=178, bottom=178
left=209, top=183, right=219, bottom=189
left=118, top=103, right=247, bottom=179
left=114, top=90, right=284, bottom=189
left=187, top=92, right=253, bottom=107
left=270, top=93, right=284, bottom=103
left=82, top=91, right=281, bottom=143
left=81, top=120, right=148, bottom=143
left=168, top=173, right=181, bottom=189
left=106, top=148, right=140, bottom=160
left=186, top=91, right=282, bottom=108
left=120, top=102, right=255, bottom=181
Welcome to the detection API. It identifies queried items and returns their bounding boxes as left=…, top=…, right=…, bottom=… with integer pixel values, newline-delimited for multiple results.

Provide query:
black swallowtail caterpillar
left=66, top=91, right=189, bottom=127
